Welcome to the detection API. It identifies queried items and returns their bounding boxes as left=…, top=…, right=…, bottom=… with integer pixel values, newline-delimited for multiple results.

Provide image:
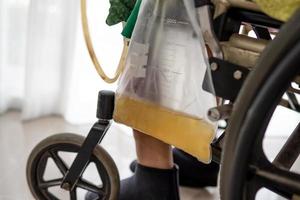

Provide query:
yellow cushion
left=255, top=0, right=300, bottom=21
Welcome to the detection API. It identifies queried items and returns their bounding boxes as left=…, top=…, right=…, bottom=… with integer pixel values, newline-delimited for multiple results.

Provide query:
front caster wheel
left=26, top=133, right=119, bottom=200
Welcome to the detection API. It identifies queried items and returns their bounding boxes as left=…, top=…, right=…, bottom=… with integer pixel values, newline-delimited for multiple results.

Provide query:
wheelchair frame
left=26, top=0, right=300, bottom=199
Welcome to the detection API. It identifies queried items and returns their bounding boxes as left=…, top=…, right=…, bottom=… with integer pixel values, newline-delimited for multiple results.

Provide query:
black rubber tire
left=220, top=10, right=300, bottom=200
left=26, top=133, right=120, bottom=200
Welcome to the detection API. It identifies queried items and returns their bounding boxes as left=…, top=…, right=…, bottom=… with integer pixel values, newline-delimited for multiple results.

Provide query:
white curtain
left=0, top=0, right=30, bottom=114
left=0, top=0, right=123, bottom=123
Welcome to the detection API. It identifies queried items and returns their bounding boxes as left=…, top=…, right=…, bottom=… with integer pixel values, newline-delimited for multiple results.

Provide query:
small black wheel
left=220, top=10, right=300, bottom=200
left=26, top=133, right=119, bottom=200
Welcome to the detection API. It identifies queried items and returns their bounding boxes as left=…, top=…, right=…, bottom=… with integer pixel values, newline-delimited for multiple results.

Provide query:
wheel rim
left=239, top=122, right=300, bottom=199
left=224, top=40, right=300, bottom=200
left=31, top=143, right=111, bottom=200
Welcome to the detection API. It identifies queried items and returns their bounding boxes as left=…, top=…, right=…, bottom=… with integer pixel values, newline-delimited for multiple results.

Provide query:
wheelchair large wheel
left=27, top=133, right=119, bottom=200
left=220, top=10, right=300, bottom=200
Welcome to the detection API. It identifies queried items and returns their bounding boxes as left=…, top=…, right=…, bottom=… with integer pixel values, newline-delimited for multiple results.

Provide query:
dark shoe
left=130, top=148, right=220, bottom=188
left=85, top=191, right=99, bottom=200
left=86, top=163, right=180, bottom=200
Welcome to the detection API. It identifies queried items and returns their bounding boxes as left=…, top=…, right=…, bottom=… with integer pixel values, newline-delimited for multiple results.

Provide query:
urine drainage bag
left=114, top=0, right=217, bottom=163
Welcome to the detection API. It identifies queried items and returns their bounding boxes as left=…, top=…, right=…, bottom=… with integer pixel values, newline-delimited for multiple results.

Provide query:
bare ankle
left=133, top=130, right=173, bottom=169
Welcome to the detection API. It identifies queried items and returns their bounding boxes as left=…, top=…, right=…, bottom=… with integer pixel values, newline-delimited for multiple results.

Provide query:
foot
left=130, top=148, right=220, bottom=188
left=85, top=163, right=180, bottom=200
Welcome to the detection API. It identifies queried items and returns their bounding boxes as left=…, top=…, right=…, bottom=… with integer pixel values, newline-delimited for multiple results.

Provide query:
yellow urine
left=113, top=95, right=216, bottom=163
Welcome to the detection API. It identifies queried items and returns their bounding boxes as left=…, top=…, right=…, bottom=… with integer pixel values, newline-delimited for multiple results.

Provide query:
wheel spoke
left=95, top=160, right=108, bottom=187
left=273, top=122, right=300, bottom=169
left=42, top=189, right=60, bottom=200
left=70, top=188, right=77, bottom=200
left=286, top=92, right=300, bottom=112
left=243, top=181, right=260, bottom=200
left=49, top=150, right=68, bottom=175
left=251, top=165, right=300, bottom=198
left=37, top=155, right=49, bottom=183
left=77, top=179, right=106, bottom=196
left=39, top=178, right=63, bottom=189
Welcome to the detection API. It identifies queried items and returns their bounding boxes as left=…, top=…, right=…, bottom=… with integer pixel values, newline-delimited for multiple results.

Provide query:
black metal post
left=60, top=90, right=115, bottom=191
left=61, top=121, right=111, bottom=191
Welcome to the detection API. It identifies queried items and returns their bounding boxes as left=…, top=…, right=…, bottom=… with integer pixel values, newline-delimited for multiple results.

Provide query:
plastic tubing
left=81, top=0, right=129, bottom=83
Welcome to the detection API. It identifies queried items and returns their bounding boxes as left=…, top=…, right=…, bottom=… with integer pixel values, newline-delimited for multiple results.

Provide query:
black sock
left=85, top=163, right=180, bottom=200
left=173, top=148, right=219, bottom=187
left=119, top=163, right=180, bottom=200
left=130, top=148, right=220, bottom=188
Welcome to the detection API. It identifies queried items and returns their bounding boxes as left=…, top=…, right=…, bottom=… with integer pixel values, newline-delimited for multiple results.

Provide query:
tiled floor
left=0, top=110, right=298, bottom=200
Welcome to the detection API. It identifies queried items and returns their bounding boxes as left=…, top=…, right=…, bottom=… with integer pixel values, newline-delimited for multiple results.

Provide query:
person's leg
left=130, top=148, right=220, bottom=188
left=116, top=130, right=179, bottom=200
left=86, top=130, right=180, bottom=200
left=133, top=129, right=173, bottom=169
left=130, top=129, right=219, bottom=189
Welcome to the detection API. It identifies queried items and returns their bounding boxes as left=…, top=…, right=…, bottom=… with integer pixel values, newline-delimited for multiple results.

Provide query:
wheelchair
left=26, top=0, right=300, bottom=199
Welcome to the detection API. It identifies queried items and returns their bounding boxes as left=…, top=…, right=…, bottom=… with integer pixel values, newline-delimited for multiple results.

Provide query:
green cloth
left=106, top=0, right=137, bottom=26
left=121, top=0, right=142, bottom=38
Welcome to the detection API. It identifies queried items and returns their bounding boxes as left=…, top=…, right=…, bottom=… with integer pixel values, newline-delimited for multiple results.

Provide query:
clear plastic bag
left=114, top=0, right=217, bottom=163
